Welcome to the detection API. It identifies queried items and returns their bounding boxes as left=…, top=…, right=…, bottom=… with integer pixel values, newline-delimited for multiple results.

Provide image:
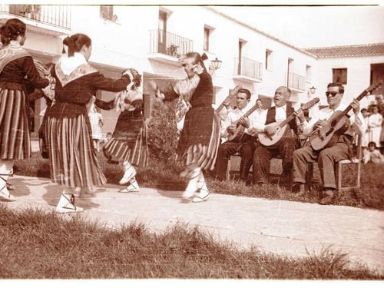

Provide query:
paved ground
left=3, top=174, right=384, bottom=274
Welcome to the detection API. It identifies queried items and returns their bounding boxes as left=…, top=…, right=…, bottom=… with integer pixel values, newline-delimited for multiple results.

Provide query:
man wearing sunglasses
left=292, top=83, right=364, bottom=205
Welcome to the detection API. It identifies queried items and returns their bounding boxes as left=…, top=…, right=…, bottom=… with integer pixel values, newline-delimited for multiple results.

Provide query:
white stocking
left=196, top=172, right=209, bottom=198
left=0, top=160, right=15, bottom=201
left=119, top=161, right=137, bottom=185
left=182, top=167, right=201, bottom=199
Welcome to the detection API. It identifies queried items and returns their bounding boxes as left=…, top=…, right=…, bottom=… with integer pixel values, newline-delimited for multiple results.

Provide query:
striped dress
left=0, top=44, right=49, bottom=160
left=44, top=62, right=129, bottom=189
left=94, top=96, right=148, bottom=168
left=103, top=109, right=148, bottom=167
left=160, top=71, right=221, bottom=171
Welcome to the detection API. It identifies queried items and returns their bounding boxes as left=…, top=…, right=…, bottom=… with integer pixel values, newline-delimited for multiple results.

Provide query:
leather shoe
left=319, top=189, right=335, bottom=205
left=292, top=183, right=305, bottom=196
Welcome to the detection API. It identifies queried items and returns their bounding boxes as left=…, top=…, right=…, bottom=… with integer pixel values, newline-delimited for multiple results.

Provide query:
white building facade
left=306, top=44, right=384, bottom=108
left=1, top=5, right=382, bottom=135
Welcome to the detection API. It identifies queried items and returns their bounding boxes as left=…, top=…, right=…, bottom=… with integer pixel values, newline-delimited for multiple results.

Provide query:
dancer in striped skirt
left=102, top=71, right=147, bottom=193
left=154, top=52, right=221, bottom=203
left=0, top=19, right=50, bottom=202
left=44, top=33, right=133, bottom=213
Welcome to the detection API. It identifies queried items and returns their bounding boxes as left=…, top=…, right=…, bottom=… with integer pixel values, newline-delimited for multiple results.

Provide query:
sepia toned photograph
left=0, top=0, right=383, bottom=282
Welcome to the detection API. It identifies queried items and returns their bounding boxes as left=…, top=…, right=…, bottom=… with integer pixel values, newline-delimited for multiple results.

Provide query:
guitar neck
left=231, top=105, right=259, bottom=125
left=277, top=109, right=298, bottom=128
left=216, top=102, right=226, bottom=113
left=341, top=90, right=369, bottom=116
left=242, top=105, right=259, bottom=119
left=216, top=90, right=236, bottom=113
left=274, top=98, right=319, bottom=128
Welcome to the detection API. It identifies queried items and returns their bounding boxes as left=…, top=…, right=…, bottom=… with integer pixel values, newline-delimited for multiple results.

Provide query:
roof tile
left=305, top=43, right=384, bottom=58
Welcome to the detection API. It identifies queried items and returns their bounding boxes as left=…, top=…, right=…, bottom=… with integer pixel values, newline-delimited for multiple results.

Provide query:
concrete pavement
left=3, top=174, right=384, bottom=274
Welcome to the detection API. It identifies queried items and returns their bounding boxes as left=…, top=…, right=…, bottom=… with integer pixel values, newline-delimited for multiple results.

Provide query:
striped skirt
left=179, top=112, right=221, bottom=171
left=0, top=88, right=31, bottom=160
left=103, top=128, right=148, bottom=167
left=45, top=114, right=106, bottom=188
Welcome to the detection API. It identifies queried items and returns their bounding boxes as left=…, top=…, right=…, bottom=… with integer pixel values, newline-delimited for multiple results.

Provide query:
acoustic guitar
left=309, top=82, right=382, bottom=151
left=227, top=103, right=262, bottom=142
left=258, top=97, right=320, bottom=147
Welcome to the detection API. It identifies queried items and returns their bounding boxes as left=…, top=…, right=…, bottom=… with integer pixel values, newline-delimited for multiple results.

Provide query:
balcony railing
left=287, top=72, right=305, bottom=91
left=0, top=5, right=71, bottom=29
left=234, top=57, right=263, bottom=81
left=149, top=29, right=193, bottom=58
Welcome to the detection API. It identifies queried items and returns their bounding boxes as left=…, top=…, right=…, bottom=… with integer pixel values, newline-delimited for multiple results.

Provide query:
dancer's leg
left=192, top=171, right=209, bottom=203
left=119, top=161, right=137, bottom=185
left=0, top=160, right=15, bottom=202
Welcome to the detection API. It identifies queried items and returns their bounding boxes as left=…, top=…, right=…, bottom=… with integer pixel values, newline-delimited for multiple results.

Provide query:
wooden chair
left=226, top=153, right=254, bottom=180
left=336, top=132, right=362, bottom=191
left=226, top=153, right=281, bottom=181
left=307, top=131, right=362, bottom=192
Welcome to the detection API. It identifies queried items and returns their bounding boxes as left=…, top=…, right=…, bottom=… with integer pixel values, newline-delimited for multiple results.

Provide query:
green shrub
left=147, top=98, right=178, bottom=161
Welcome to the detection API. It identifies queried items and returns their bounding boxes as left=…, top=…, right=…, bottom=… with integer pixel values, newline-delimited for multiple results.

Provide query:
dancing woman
left=154, top=52, right=221, bottom=203
left=0, top=18, right=49, bottom=202
left=45, top=33, right=133, bottom=213
left=94, top=69, right=147, bottom=193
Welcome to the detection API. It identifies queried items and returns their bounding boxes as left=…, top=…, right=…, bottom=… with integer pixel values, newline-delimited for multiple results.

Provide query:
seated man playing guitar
left=249, top=86, right=300, bottom=187
left=214, top=88, right=261, bottom=182
left=292, top=82, right=364, bottom=205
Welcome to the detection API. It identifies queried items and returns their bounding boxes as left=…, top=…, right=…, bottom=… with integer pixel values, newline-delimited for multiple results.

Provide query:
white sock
left=196, top=172, right=209, bottom=198
left=0, top=160, right=14, bottom=196
left=183, top=167, right=201, bottom=199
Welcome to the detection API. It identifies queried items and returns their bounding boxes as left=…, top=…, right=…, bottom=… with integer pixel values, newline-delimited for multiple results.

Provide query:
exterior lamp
left=309, top=86, right=316, bottom=95
left=209, top=57, right=222, bottom=71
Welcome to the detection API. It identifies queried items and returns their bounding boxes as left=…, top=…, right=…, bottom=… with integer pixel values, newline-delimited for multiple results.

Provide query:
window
left=265, top=49, right=273, bottom=70
left=158, top=10, right=168, bottom=54
left=203, top=27, right=210, bottom=52
left=333, top=68, right=348, bottom=84
left=288, top=58, right=294, bottom=74
left=306, top=65, right=312, bottom=83
left=158, top=10, right=167, bottom=31
left=100, top=5, right=114, bottom=21
left=238, top=40, right=246, bottom=74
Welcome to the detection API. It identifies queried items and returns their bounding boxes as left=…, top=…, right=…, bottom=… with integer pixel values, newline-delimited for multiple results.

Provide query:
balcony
left=148, top=29, right=193, bottom=65
left=233, top=57, right=263, bottom=83
left=287, top=72, right=305, bottom=92
left=0, top=5, right=71, bottom=35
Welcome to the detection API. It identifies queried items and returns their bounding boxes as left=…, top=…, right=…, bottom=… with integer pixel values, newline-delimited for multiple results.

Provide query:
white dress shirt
left=221, top=104, right=250, bottom=138
left=302, top=104, right=365, bottom=136
left=251, top=104, right=288, bottom=132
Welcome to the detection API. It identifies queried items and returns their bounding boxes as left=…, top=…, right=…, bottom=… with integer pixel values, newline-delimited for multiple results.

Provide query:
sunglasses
left=325, top=91, right=339, bottom=97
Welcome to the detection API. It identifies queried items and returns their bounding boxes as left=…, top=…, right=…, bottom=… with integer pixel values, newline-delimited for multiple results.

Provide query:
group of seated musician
left=214, top=82, right=365, bottom=205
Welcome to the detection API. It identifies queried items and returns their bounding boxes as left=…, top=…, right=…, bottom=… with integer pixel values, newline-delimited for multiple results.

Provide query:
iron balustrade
left=234, top=57, right=263, bottom=80
left=287, top=72, right=305, bottom=91
left=0, top=5, right=71, bottom=29
left=149, top=29, right=193, bottom=57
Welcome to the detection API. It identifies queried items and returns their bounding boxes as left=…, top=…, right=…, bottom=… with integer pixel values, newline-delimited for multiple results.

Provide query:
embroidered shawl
left=0, top=43, right=30, bottom=74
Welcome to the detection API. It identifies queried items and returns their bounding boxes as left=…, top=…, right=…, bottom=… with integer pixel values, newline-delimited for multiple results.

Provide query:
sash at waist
left=0, top=81, right=25, bottom=90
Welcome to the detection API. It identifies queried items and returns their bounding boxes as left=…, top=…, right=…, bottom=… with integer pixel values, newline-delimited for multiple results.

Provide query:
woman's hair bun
left=201, top=53, right=208, bottom=61
left=63, top=36, right=73, bottom=46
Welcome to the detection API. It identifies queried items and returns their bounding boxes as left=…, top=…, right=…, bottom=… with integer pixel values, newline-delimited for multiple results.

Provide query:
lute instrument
left=258, top=97, right=320, bottom=146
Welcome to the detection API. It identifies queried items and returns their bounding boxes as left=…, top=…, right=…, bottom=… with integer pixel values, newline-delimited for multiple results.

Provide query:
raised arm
left=91, top=73, right=130, bottom=92
left=94, top=97, right=115, bottom=110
